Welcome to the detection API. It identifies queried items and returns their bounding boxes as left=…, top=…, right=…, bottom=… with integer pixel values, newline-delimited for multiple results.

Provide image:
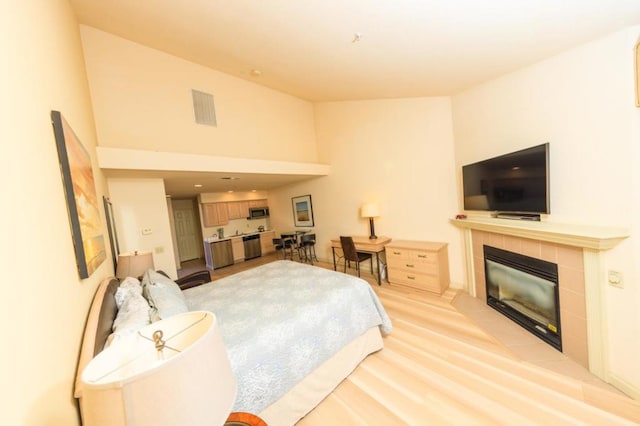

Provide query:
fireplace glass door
left=484, top=245, right=561, bottom=350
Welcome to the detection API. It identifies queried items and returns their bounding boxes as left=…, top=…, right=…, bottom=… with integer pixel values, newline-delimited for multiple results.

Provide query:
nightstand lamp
left=115, top=251, right=154, bottom=279
left=80, top=311, right=237, bottom=426
left=361, top=203, right=380, bottom=239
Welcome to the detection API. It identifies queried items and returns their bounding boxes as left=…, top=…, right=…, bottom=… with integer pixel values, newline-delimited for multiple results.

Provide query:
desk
left=331, top=236, right=391, bottom=285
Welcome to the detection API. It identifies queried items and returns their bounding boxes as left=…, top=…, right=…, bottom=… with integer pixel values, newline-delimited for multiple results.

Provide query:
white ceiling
left=69, top=0, right=640, bottom=195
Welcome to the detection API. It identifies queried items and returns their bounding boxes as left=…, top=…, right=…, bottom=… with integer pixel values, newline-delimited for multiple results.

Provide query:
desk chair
left=299, top=233, right=317, bottom=264
left=273, top=237, right=295, bottom=260
left=340, top=236, right=372, bottom=278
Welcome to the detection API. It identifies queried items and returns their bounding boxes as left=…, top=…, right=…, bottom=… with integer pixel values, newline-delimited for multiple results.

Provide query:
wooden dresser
left=385, top=240, right=450, bottom=294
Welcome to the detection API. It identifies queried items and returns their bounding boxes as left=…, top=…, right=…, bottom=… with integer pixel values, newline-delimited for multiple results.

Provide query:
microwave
left=248, top=207, right=269, bottom=219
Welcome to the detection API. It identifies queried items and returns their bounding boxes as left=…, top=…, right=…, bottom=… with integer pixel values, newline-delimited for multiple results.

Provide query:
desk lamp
left=361, top=203, right=380, bottom=239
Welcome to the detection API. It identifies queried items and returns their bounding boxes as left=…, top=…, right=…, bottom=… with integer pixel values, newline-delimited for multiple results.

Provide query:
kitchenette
left=204, top=228, right=276, bottom=270
left=199, top=191, right=276, bottom=270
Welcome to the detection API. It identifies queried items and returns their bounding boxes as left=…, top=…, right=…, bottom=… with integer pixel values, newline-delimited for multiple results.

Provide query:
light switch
left=142, top=228, right=152, bottom=235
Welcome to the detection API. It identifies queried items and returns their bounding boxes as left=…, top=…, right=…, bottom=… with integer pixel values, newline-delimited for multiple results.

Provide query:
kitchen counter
left=205, top=229, right=273, bottom=243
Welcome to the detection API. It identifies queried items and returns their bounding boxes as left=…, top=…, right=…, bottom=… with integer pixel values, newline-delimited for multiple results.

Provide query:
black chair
left=340, top=236, right=372, bottom=277
left=273, top=237, right=295, bottom=260
left=299, top=233, right=317, bottom=264
left=280, top=232, right=300, bottom=260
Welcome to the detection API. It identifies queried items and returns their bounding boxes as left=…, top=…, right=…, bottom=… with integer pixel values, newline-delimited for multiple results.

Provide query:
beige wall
left=1, top=1, right=112, bottom=424
left=107, top=179, right=178, bottom=278
left=451, top=26, right=640, bottom=394
left=79, top=26, right=318, bottom=162
left=268, top=97, right=463, bottom=285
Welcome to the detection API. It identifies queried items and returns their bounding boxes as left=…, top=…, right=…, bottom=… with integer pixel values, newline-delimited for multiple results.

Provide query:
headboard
left=74, top=277, right=119, bottom=398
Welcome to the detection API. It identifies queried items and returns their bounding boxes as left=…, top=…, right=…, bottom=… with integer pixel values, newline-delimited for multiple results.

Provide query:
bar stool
left=299, top=233, right=317, bottom=264
left=280, top=232, right=300, bottom=260
left=272, top=237, right=294, bottom=260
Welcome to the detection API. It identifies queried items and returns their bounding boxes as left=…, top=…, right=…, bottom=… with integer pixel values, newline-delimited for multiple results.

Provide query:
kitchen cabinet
left=248, top=199, right=268, bottom=208
left=231, top=237, right=245, bottom=262
left=202, top=203, right=229, bottom=227
left=259, top=231, right=276, bottom=254
left=204, top=239, right=234, bottom=270
left=385, top=240, right=450, bottom=294
left=227, top=201, right=250, bottom=220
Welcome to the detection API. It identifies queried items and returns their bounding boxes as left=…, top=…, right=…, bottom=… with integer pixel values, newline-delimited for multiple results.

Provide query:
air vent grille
left=192, top=89, right=217, bottom=127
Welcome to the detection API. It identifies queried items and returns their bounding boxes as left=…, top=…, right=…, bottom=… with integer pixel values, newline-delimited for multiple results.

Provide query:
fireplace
left=484, top=245, right=561, bottom=351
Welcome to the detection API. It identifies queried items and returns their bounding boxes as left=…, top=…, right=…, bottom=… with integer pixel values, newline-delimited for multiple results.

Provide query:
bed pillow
left=142, top=269, right=190, bottom=321
left=114, top=276, right=143, bottom=307
left=107, top=286, right=152, bottom=347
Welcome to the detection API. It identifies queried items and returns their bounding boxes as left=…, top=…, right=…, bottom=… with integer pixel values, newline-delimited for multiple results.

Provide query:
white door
left=174, top=207, right=200, bottom=262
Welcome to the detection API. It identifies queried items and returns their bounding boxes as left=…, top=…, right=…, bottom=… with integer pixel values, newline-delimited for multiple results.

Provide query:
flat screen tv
left=462, top=143, right=549, bottom=217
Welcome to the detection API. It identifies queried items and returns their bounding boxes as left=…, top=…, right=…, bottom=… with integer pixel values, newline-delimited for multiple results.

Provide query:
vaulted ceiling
left=69, top=0, right=640, bottom=196
left=70, top=0, right=640, bottom=101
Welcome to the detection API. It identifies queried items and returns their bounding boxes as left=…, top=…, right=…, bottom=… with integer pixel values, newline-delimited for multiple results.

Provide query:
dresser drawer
left=387, top=256, right=439, bottom=275
left=387, top=269, right=442, bottom=293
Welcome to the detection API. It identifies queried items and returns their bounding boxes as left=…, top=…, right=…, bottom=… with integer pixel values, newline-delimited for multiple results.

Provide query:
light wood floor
left=180, top=255, right=640, bottom=424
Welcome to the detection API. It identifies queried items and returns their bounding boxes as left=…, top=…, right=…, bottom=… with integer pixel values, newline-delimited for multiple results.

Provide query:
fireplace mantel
left=450, top=216, right=629, bottom=250
left=450, top=215, right=631, bottom=393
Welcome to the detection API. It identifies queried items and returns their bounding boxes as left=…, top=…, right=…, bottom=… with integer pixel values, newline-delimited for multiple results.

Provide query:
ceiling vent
left=192, top=89, right=217, bottom=127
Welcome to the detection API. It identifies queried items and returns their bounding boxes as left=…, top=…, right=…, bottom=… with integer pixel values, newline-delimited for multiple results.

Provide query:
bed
left=75, top=260, right=392, bottom=425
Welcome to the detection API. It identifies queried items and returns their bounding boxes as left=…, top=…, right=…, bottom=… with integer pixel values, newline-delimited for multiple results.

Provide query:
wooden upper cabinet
left=202, top=203, right=229, bottom=227
left=228, top=201, right=250, bottom=220
left=248, top=199, right=268, bottom=208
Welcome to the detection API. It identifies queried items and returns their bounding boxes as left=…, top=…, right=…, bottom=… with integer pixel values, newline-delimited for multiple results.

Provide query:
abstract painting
left=51, top=111, right=106, bottom=278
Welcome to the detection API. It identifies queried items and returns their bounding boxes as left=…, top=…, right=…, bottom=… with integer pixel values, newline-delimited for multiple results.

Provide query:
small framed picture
left=292, top=194, right=314, bottom=227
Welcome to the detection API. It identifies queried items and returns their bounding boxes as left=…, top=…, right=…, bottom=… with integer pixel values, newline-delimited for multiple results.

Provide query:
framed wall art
left=51, top=110, right=106, bottom=278
left=292, top=194, right=314, bottom=227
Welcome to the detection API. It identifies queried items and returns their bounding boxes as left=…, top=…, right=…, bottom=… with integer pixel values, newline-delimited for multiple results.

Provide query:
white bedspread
left=183, top=260, right=392, bottom=413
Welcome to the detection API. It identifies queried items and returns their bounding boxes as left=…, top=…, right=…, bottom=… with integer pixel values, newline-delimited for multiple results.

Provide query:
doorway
left=172, top=198, right=203, bottom=263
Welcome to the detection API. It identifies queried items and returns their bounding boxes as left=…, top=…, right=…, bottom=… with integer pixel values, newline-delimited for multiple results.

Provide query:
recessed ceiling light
left=228, top=190, right=234, bottom=193
left=250, top=69, right=262, bottom=77
left=251, top=189, right=257, bottom=192
left=194, top=184, right=203, bottom=188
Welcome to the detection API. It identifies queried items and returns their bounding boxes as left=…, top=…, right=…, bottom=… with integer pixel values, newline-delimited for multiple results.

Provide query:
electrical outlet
left=155, top=246, right=164, bottom=254
left=142, top=228, right=152, bottom=235
left=608, top=270, right=623, bottom=288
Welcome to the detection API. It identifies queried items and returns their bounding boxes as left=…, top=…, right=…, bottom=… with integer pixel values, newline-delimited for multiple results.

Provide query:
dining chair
left=299, top=233, right=317, bottom=264
left=339, top=236, right=372, bottom=277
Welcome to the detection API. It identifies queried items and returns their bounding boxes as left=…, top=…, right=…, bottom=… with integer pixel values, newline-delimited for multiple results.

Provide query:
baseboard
left=609, top=372, right=640, bottom=401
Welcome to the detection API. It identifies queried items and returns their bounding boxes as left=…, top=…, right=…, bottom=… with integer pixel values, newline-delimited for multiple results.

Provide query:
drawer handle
left=407, top=276, right=416, bottom=280
left=406, top=264, right=415, bottom=268
left=392, top=251, right=401, bottom=255
left=417, top=254, right=428, bottom=258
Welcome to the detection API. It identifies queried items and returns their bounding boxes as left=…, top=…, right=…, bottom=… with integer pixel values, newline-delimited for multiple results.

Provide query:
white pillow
left=112, top=290, right=151, bottom=336
left=114, top=276, right=143, bottom=308
left=142, top=270, right=189, bottom=321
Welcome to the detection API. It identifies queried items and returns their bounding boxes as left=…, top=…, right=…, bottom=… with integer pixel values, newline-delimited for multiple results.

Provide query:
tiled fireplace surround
left=471, top=230, right=588, bottom=367
left=451, top=217, right=629, bottom=384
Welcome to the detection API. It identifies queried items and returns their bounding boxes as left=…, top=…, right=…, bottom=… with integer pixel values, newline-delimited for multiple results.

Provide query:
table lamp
left=115, top=251, right=154, bottom=279
left=361, top=203, right=380, bottom=239
left=80, top=311, right=237, bottom=426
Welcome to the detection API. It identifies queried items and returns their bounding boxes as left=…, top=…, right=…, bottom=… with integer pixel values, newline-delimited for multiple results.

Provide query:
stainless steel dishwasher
left=211, top=239, right=234, bottom=269
left=243, top=234, right=262, bottom=260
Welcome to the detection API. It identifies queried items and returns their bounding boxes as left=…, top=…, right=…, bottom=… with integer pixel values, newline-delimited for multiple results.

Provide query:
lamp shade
left=360, top=203, right=380, bottom=218
left=80, top=311, right=237, bottom=426
left=115, top=251, right=154, bottom=279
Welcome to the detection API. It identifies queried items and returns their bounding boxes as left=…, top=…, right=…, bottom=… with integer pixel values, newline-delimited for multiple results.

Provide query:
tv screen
left=462, top=143, right=549, bottom=214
